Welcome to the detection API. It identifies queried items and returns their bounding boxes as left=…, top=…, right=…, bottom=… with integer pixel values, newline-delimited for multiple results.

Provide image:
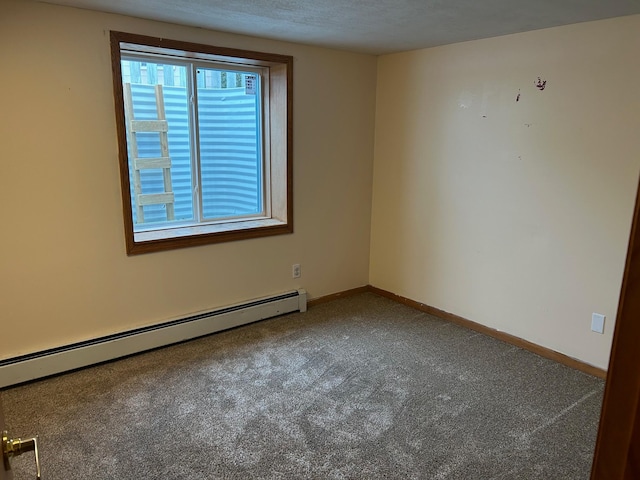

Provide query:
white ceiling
left=40, top=0, right=640, bottom=55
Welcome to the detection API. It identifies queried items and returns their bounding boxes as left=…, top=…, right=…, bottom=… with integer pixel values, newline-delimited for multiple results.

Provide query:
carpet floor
left=1, top=293, right=604, bottom=479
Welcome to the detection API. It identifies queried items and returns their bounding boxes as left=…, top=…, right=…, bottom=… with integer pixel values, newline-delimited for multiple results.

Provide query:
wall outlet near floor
left=591, top=313, right=606, bottom=334
left=292, top=263, right=301, bottom=279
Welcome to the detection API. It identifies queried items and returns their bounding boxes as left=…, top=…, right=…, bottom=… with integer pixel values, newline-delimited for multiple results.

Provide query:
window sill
left=128, top=217, right=292, bottom=255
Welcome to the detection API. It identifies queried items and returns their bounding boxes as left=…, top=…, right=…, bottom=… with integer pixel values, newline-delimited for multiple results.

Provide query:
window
left=110, top=32, right=293, bottom=254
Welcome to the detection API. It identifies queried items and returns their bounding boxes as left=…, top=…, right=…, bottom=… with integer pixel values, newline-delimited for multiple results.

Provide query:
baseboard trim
left=307, top=286, right=370, bottom=307
left=0, top=289, right=308, bottom=388
left=367, top=286, right=606, bottom=379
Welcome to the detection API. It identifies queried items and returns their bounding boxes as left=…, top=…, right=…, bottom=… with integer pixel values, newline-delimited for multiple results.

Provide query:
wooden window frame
left=110, top=31, right=293, bottom=255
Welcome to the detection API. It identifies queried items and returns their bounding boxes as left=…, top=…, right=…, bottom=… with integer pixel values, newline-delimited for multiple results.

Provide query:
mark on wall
left=535, top=77, right=547, bottom=91
left=516, top=89, right=521, bottom=102
left=458, top=92, right=474, bottom=109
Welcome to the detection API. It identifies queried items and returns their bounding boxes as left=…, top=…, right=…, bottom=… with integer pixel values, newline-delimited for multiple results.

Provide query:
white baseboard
left=0, top=289, right=307, bottom=388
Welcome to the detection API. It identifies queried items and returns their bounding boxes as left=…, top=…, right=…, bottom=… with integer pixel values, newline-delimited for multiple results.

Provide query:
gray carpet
left=1, top=293, right=604, bottom=479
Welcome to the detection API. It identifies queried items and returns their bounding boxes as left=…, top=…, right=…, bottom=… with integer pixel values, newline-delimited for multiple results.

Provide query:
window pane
left=113, top=32, right=292, bottom=254
left=121, top=59, right=193, bottom=229
left=196, top=68, right=263, bottom=220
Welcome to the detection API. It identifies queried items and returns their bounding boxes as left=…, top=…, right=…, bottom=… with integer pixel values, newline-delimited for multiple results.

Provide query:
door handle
left=2, top=430, right=41, bottom=479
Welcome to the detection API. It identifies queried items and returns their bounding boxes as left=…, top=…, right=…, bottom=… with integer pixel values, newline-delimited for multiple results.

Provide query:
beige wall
left=370, top=15, right=640, bottom=369
left=0, top=1, right=376, bottom=359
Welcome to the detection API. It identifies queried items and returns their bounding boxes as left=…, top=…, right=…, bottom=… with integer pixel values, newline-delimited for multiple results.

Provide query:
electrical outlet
left=591, top=313, right=605, bottom=334
left=292, top=264, right=301, bottom=279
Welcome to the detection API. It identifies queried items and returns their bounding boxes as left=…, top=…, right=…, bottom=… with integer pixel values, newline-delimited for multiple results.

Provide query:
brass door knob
left=2, top=430, right=41, bottom=479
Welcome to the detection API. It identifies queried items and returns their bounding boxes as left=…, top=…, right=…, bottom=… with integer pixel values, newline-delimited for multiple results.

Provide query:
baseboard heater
left=0, top=289, right=307, bottom=389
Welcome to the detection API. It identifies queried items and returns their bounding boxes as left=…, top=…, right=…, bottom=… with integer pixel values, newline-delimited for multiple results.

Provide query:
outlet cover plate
left=591, top=313, right=605, bottom=334
left=292, top=264, right=301, bottom=279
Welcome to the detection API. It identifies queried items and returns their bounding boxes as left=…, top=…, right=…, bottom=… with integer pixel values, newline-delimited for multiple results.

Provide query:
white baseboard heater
left=0, top=289, right=307, bottom=389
